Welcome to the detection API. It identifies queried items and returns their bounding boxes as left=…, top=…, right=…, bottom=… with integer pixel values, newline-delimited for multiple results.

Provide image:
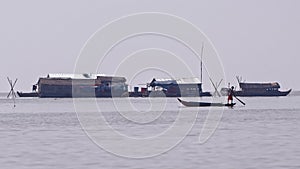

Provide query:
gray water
left=0, top=95, right=300, bottom=169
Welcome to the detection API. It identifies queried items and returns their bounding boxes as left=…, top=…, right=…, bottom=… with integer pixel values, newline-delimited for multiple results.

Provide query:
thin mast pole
left=200, top=42, right=204, bottom=83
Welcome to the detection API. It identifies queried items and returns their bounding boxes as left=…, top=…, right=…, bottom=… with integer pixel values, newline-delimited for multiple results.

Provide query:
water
left=0, top=94, right=300, bottom=169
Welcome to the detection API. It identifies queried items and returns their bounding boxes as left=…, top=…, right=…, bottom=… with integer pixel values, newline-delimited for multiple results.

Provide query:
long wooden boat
left=177, top=98, right=236, bottom=107
left=220, top=77, right=292, bottom=97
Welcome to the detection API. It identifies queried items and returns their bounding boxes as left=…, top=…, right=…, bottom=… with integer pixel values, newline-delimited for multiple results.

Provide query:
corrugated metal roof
left=153, top=77, right=201, bottom=84
left=176, top=77, right=201, bottom=84
left=46, top=73, right=106, bottom=79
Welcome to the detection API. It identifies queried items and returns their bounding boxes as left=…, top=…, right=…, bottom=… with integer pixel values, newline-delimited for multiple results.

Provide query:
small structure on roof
left=239, top=82, right=280, bottom=90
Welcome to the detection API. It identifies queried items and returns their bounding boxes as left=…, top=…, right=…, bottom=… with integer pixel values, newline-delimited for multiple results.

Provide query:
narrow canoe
left=178, top=98, right=236, bottom=107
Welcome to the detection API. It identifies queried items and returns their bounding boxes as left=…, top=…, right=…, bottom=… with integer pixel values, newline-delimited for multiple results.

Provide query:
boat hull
left=234, top=89, right=292, bottom=97
left=178, top=98, right=236, bottom=107
left=17, top=91, right=39, bottom=97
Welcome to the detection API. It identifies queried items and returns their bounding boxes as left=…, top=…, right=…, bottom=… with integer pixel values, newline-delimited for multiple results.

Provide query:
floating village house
left=148, top=77, right=211, bottom=97
left=37, top=74, right=128, bottom=98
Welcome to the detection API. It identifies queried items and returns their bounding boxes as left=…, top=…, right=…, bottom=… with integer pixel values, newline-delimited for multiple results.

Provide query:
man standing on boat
left=227, top=86, right=234, bottom=104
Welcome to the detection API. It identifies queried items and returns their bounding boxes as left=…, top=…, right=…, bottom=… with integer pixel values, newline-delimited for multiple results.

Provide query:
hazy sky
left=0, top=0, right=299, bottom=92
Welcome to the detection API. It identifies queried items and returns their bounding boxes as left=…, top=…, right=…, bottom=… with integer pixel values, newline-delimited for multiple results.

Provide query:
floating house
left=36, top=73, right=128, bottom=98
left=148, top=77, right=211, bottom=97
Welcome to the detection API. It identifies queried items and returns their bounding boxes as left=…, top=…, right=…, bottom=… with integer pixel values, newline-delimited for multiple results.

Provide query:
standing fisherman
left=227, top=86, right=235, bottom=104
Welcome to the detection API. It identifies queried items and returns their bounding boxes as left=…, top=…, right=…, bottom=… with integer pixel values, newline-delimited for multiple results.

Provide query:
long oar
left=233, top=94, right=246, bottom=105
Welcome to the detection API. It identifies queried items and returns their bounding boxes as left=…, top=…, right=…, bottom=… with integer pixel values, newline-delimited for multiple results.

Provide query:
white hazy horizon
left=0, top=0, right=299, bottom=92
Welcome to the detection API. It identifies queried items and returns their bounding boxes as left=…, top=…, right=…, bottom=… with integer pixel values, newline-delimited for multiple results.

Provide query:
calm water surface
left=0, top=95, right=300, bottom=169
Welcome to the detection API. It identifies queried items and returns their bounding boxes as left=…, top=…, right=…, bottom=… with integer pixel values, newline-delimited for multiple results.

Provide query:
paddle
left=233, top=94, right=246, bottom=105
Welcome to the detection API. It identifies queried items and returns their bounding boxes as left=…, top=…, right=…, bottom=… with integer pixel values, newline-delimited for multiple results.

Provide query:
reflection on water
left=0, top=96, right=300, bottom=169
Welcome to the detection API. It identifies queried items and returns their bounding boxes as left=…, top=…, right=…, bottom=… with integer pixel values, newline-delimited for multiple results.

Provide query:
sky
left=0, top=0, right=299, bottom=92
